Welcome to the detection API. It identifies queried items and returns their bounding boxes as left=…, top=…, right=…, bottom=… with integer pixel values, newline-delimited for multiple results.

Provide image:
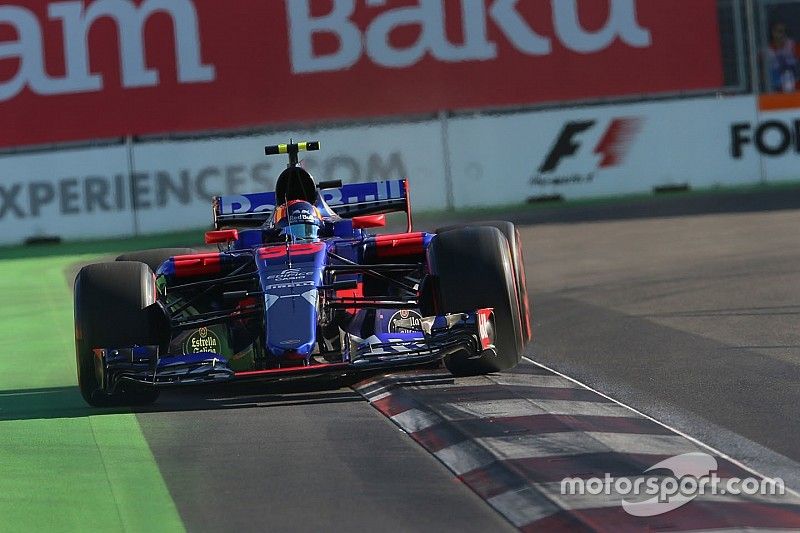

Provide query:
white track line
left=522, top=356, right=800, bottom=497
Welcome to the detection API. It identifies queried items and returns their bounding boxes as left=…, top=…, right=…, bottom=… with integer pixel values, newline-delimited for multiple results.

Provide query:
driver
left=271, top=200, right=324, bottom=242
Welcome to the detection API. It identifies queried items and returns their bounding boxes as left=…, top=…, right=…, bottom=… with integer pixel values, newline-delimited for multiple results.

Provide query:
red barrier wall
left=1, top=0, right=722, bottom=149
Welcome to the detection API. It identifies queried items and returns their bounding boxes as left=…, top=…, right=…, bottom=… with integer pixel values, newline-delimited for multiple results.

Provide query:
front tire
left=437, top=221, right=531, bottom=345
left=427, top=226, right=523, bottom=375
left=74, top=261, right=160, bottom=406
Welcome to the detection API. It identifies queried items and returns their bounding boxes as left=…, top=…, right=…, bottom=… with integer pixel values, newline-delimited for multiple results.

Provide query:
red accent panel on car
left=336, top=281, right=364, bottom=316
left=172, top=253, right=222, bottom=277
left=352, top=214, right=386, bottom=229
left=476, top=308, right=495, bottom=350
left=374, top=233, right=425, bottom=258
left=205, top=229, right=239, bottom=244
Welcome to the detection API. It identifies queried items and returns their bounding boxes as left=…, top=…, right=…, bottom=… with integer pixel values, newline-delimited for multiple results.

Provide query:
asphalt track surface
left=136, top=381, right=513, bottom=532
left=92, top=189, right=800, bottom=530
left=520, top=202, right=800, bottom=488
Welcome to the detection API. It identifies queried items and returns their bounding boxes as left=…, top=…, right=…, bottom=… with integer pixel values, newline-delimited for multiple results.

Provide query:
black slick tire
left=74, top=261, right=160, bottom=407
left=427, top=226, right=523, bottom=375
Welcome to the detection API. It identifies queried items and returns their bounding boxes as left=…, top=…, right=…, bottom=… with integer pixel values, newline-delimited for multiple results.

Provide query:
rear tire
left=74, top=262, right=160, bottom=407
left=427, top=227, right=523, bottom=375
left=116, top=248, right=197, bottom=273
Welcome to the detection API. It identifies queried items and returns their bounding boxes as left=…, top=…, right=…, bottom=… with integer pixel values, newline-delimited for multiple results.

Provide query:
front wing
left=93, top=309, right=496, bottom=394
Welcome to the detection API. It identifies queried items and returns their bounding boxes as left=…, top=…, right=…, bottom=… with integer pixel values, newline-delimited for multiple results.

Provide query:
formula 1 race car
left=74, top=141, right=531, bottom=406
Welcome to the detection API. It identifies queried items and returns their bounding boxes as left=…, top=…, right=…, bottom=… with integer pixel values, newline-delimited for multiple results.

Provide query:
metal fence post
left=744, top=0, right=768, bottom=183
left=125, top=135, right=140, bottom=236
left=439, top=110, right=455, bottom=211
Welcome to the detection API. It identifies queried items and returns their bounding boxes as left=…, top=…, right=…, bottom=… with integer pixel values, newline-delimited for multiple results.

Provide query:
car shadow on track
left=0, top=377, right=369, bottom=422
left=143, top=378, right=366, bottom=414
left=0, top=386, right=112, bottom=421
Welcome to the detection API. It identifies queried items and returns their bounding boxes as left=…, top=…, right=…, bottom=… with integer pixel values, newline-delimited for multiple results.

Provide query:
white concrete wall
left=0, top=95, right=788, bottom=245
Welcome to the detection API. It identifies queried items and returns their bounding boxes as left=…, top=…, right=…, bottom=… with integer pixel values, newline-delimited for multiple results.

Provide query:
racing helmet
left=274, top=200, right=323, bottom=241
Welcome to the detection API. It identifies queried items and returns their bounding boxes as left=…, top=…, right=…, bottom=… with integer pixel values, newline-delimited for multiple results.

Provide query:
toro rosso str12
left=74, top=141, right=531, bottom=406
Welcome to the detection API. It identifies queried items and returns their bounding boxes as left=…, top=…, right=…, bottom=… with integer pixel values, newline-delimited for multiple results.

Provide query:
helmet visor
left=282, top=223, right=319, bottom=241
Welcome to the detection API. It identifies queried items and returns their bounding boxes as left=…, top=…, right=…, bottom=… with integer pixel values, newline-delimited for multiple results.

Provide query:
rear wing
left=213, top=179, right=412, bottom=231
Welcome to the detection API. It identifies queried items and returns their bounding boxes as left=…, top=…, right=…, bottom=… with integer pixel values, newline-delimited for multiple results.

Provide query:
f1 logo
left=538, top=118, right=642, bottom=173
left=539, top=121, right=596, bottom=172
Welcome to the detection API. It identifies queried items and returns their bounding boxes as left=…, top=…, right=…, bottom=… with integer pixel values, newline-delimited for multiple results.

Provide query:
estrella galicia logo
left=183, top=326, right=221, bottom=354
left=532, top=117, right=643, bottom=186
left=388, top=310, right=423, bottom=333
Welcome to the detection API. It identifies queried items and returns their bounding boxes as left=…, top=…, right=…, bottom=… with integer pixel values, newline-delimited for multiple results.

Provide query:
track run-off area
left=2, top=190, right=800, bottom=531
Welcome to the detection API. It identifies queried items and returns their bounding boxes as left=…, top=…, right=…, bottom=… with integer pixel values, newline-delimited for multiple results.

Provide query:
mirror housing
left=205, top=229, right=239, bottom=244
left=351, top=214, right=386, bottom=229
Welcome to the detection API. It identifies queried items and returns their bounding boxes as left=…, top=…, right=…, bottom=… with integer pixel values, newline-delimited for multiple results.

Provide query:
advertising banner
left=733, top=98, right=800, bottom=183
left=0, top=145, right=133, bottom=243
left=2, top=0, right=723, bottom=149
left=447, top=95, right=761, bottom=206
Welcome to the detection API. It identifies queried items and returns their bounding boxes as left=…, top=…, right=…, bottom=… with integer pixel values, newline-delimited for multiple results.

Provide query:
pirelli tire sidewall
left=74, top=261, right=160, bottom=406
left=428, top=226, right=523, bottom=375
left=116, top=247, right=198, bottom=273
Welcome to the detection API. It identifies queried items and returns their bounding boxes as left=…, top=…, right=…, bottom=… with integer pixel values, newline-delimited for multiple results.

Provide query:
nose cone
left=264, top=286, right=318, bottom=357
left=257, top=242, right=326, bottom=362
